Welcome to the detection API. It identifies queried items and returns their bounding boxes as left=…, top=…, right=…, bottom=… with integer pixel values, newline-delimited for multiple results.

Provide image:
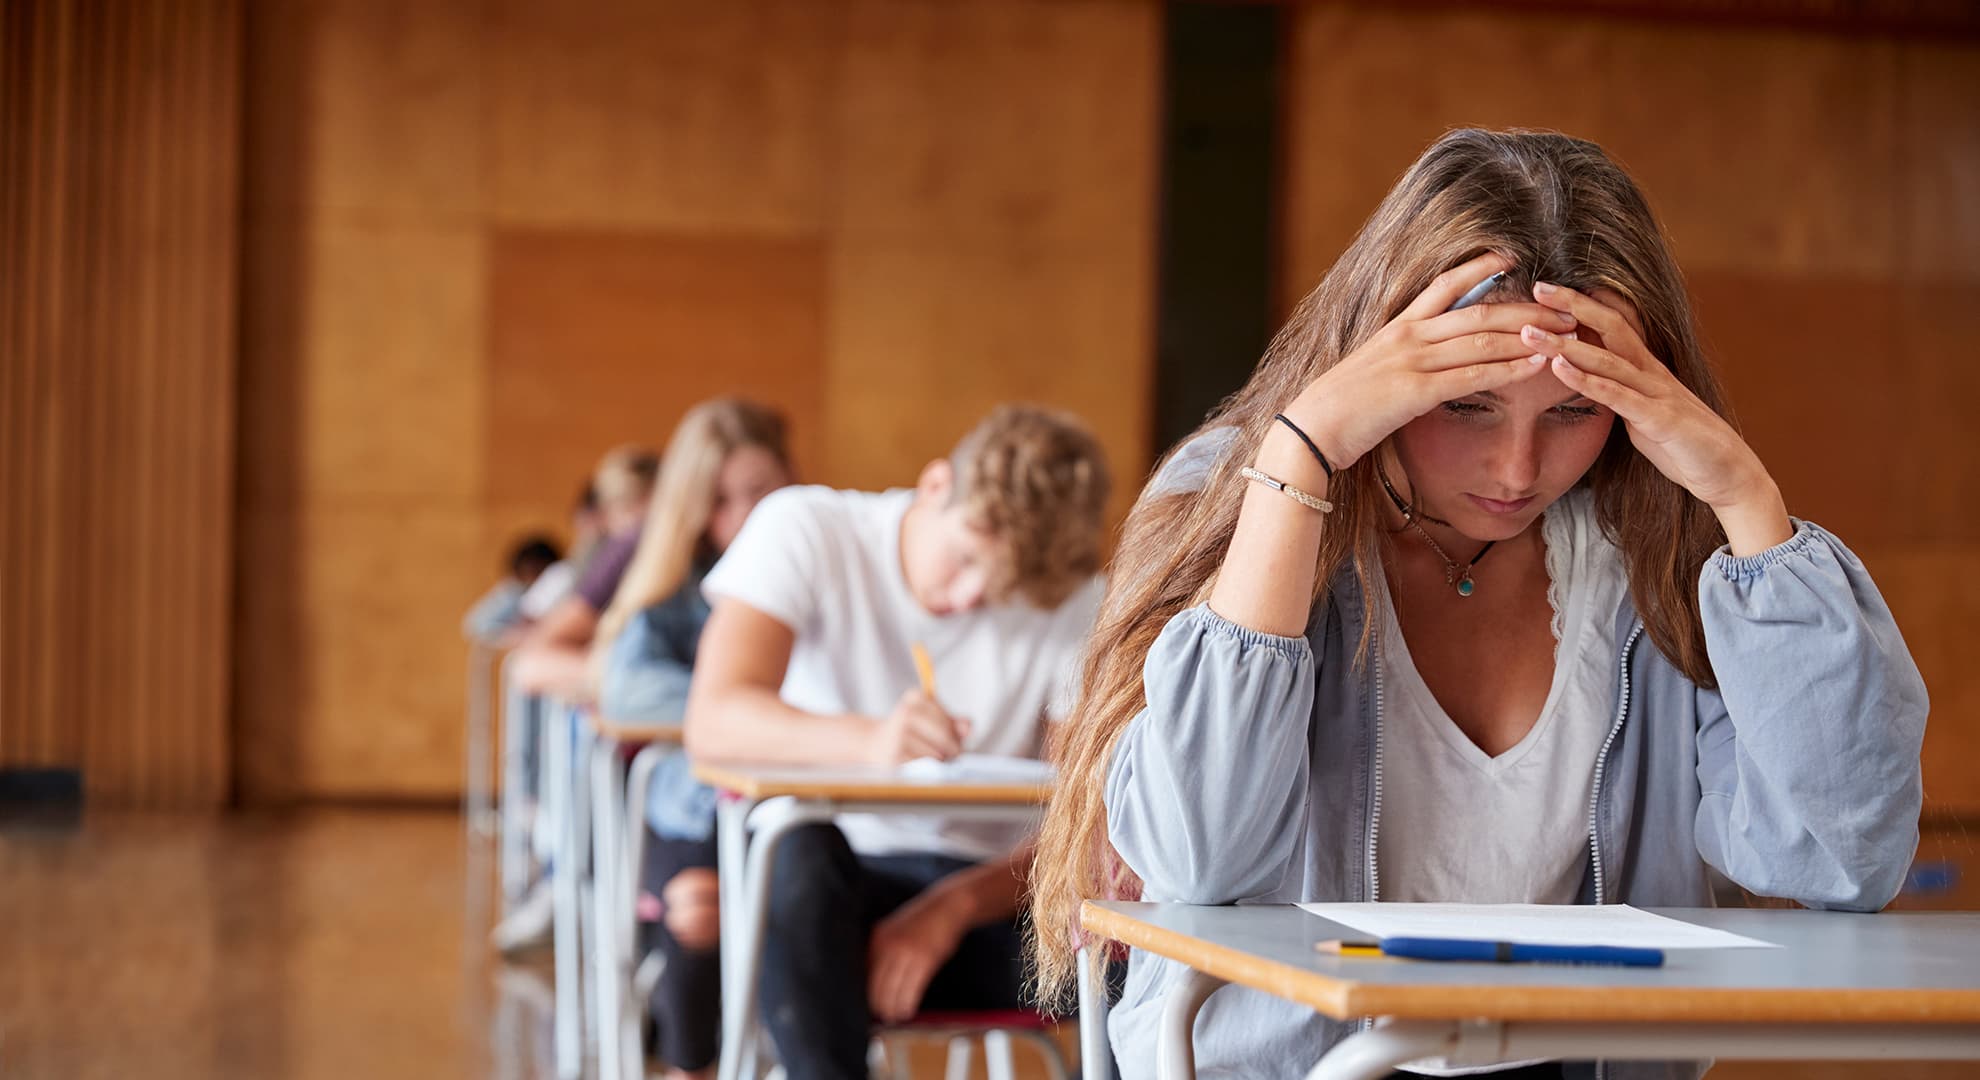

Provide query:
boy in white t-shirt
left=684, top=405, right=1111, bottom=1079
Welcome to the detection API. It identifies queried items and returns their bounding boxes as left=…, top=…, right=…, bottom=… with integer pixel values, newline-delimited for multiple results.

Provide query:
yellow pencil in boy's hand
left=911, top=642, right=938, bottom=698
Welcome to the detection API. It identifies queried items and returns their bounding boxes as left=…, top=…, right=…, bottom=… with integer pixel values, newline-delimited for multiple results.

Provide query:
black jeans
left=639, top=830, right=722, bottom=1071
left=759, top=824, right=1026, bottom=1080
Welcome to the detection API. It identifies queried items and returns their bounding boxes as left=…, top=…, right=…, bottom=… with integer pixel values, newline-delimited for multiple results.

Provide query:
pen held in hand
left=911, top=642, right=938, bottom=698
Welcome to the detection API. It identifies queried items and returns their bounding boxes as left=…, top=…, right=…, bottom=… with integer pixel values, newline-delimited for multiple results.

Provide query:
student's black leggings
left=640, top=830, right=722, bottom=1072
left=759, top=823, right=1027, bottom=1080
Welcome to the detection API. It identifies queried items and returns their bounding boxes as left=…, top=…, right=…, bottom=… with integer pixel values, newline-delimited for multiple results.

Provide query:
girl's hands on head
left=1275, top=252, right=1571, bottom=474
left=1524, top=281, right=1793, bottom=555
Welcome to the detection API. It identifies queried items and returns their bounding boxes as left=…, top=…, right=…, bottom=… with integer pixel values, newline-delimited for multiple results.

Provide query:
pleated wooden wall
left=0, top=0, right=242, bottom=808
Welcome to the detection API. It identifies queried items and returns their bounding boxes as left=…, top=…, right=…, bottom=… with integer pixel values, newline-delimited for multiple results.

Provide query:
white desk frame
left=586, top=730, right=680, bottom=1080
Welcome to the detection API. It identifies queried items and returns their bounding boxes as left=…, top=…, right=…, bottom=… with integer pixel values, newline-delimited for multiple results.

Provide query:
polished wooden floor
left=0, top=809, right=1970, bottom=1079
left=0, top=808, right=555, bottom=1079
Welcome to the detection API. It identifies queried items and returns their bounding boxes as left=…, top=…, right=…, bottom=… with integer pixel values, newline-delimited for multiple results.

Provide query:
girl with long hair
left=1028, top=129, right=1927, bottom=1079
left=594, top=397, right=793, bottom=1080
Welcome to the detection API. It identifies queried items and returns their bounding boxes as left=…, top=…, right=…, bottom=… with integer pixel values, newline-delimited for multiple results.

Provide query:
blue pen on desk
left=1319, top=937, right=1664, bottom=968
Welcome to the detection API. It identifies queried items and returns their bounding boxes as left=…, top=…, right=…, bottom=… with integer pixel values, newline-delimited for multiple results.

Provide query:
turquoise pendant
left=1456, top=575, right=1475, bottom=597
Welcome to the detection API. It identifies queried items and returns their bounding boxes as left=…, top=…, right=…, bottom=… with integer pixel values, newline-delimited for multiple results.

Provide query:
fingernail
left=1521, top=325, right=1553, bottom=345
left=1528, top=353, right=1547, bottom=364
left=1552, top=354, right=1570, bottom=367
left=1555, top=310, right=1577, bottom=325
left=1535, top=281, right=1558, bottom=296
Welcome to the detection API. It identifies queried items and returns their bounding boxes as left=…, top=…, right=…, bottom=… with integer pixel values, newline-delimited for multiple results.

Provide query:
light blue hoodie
left=1102, top=442, right=1930, bottom=1080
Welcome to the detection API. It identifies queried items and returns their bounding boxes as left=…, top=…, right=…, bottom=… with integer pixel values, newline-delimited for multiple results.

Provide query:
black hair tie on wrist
left=1272, top=413, right=1334, bottom=478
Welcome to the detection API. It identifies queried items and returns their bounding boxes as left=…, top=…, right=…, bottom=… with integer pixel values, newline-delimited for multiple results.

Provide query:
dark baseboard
left=0, top=767, right=84, bottom=828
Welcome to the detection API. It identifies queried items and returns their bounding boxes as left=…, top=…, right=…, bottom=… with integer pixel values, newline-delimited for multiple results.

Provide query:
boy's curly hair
left=950, top=405, right=1112, bottom=608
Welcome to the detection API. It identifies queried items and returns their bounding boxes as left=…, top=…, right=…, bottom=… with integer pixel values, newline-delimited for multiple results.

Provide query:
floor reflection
left=0, top=807, right=556, bottom=1080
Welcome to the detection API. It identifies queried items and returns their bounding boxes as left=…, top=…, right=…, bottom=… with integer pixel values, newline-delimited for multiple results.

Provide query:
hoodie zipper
left=1585, top=621, right=1641, bottom=1080
left=1586, top=622, right=1644, bottom=908
left=1357, top=649, right=1387, bottom=1037
left=1365, top=655, right=1387, bottom=905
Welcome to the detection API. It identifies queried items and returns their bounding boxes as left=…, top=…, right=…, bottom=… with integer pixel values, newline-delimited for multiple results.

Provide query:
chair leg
left=985, top=1029, right=1016, bottom=1080
left=944, top=1035, right=974, bottom=1080
left=1076, top=944, right=1113, bottom=1080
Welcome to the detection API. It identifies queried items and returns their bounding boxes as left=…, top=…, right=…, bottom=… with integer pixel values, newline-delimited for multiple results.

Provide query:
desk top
left=1082, top=901, right=1980, bottom=1024
left=585, top=713, right=686, bottom=745
left=692, top=761, right=1050, bottom=804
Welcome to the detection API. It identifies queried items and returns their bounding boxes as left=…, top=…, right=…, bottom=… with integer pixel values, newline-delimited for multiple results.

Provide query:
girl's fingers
left=1524, top=330, right=1662, bottom=395
left=1531, top=282, right=1653, bottom=368
left=1421, top=331, right=1548, bottom=371
left=1416, top=301, right=1576, bottom=344
left=1428, top=354, right=1550, bottom=400
left=1550, top=355, right=1655, bottom=424
left=1399, top=251, right=1516, bottom=321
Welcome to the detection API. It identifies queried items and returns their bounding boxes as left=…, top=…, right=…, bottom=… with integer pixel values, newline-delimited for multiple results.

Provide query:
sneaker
left=490, top=881, right=555, bottom=956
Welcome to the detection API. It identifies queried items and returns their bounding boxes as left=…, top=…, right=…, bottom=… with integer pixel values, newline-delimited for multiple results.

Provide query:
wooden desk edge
left=692, top=761, right=1049, bottom=804
left=585, top=713, right=686, bottom=746
left=1078, top=902, right=1980, bottom=1024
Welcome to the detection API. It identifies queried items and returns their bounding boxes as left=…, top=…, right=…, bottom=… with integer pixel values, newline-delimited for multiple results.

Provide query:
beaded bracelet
left=1241, top=466, right=1334, bottom=514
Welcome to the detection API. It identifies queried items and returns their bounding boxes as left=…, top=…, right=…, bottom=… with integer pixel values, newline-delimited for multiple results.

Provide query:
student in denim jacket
left=594, top=398, right=793, bottom=1080
left=1027, top=129, right=1929, bottom=1080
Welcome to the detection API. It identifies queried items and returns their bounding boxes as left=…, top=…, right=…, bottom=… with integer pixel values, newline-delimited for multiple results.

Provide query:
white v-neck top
left=1375, top=490, right=1627, bottom=1076
left=1375, top=488, right=1628, bottom=907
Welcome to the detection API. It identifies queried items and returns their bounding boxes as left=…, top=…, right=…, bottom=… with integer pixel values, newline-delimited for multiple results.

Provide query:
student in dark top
left=592, top=399, right=793, bottom=1080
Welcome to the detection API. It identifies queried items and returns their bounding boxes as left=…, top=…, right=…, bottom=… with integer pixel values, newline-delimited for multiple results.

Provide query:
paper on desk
left=1297, top=902, right=1779, bottom=950
left=898, top=753, right=1054, bottom=784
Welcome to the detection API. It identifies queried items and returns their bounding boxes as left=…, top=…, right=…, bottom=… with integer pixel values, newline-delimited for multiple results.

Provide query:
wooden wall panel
left=823, top=0, right=1161, bottom=523
left=483, top=0, right=837, bottom=232
left=1279, top=7, right=1980, bottom=810
left=485, top=230, right=829, bottom=536
left=823, top=243, right=1155, bottom=523
left=233, top=0, right=1162, bottom=800
left=0, top=0, right=242, bottom=808
left=1279, top=10, right=1911, bottom=292
left=237, top=0, right=491, bottom=801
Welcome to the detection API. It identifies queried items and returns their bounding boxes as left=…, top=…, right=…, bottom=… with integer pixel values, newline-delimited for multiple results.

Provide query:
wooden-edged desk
left=1081, top=900, right=1980, bottom=1080
left=694, top=761, right=1051, bottom=1080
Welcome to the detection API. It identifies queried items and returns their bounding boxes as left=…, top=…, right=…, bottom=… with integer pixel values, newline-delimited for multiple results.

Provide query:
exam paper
left=898, top=753, right=1055, bottom=784
left=1296, top=902, right=1779, bottom=950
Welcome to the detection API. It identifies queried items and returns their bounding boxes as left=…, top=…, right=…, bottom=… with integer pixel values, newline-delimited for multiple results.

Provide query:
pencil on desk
left=911, top=642, right=938, bottom=697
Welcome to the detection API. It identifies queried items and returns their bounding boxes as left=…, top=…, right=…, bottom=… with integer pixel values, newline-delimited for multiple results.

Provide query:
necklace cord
left=1375, top=462, right=1496, bottom=592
